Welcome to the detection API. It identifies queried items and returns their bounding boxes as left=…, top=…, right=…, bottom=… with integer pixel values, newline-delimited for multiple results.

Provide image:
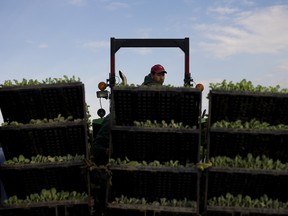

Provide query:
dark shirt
left=142, top=74, right=162, bottom=86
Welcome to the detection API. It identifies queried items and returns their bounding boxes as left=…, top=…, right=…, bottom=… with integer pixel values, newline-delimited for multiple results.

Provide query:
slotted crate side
left=0, top=204, right=91, bottom=216
left=204, top=170, right=288, bottom=215
left=108, top=170, right=200, bottom=202
left=205, top=205, right=288, bottom=216
left=205, top=170, right=288, bottom=206
left=107, top=208, right=198, bottom=216
left=0, top=82, right=85, bottom=124
left=0, top=165, right=87, bottom=199
left=152, top=212, right=198, bottom=216
left=0, top=207, right=57, bottom=216
left=207, top=129, right=288, bottom=163
left=205, top=90, right=288, bottom=216
left=106, top=208, right=147, bottom=216
left=208, top=90, right=288, bottom=125
left=0, top=121, right=87, bottom=160
left=112, top=86, right=202, bottom=127
left=201, top=212, right=234, bottom=216
left=111, top=127, right=200, bottom=164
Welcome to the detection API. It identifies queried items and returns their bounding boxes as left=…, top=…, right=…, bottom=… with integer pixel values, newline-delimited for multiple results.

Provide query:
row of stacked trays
left=0, top=78, right=92, bottom=216
left=205, top=80, right=288, bottom=216
left=106, top=85, right=203, bottom=216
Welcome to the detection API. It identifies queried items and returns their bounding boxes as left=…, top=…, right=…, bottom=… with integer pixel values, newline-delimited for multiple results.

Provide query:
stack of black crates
left=205, top=90, right=288, bottom=215
left=106, top=86, right=202, bottom=216
left=0, top=82, right=92, bottom=216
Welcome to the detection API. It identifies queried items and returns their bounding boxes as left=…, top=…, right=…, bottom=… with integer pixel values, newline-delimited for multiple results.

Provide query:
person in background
left=142, top=64, right=167, bottom=86
left=93, top=64, right=168, bottom=165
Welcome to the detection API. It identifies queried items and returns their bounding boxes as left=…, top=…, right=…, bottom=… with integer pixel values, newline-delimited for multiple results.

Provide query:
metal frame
left=109, top=37, right=192, bottom=87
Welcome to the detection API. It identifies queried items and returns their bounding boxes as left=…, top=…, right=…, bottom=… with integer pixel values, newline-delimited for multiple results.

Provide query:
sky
left=1, top=0, right=288, bottom=124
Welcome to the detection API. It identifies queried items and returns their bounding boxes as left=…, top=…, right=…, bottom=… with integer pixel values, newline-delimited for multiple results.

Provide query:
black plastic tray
left=111, top=126, right=200, bottom=164
left=0, top=163, right=87, bottom=199
left=0, top=121, right=87, bottom=160
left=107, top=209, right=198, bottom=216
left=107, top=203, right=198, bottom=215
left=208, top=90, right=288, bottom=125
left=207, top=128, right=288, bottom=163
left=0, top=82, right=85, bottom=124
left=0, top=202, right=90, bottom=216
left=108, top=169, right=200, bottom=202
left=111, top=86, right=202, bottom=127
left=206, top=205, right=288, bottom=215
left=205, top=168, right=288, bottom=205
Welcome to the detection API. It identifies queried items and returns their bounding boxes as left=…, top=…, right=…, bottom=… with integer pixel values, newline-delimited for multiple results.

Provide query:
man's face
left=151, top=72, right=165, bottom=85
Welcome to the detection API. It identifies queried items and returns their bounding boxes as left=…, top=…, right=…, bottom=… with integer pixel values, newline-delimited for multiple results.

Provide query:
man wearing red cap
left=142, top=64, right=167, bottom=86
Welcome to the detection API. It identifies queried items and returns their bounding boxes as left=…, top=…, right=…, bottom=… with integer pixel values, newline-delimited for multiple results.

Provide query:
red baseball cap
left=151, top=64, right=167, bottom=74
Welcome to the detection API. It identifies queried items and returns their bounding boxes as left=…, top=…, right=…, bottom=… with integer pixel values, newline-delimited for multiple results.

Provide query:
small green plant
left=210, top=153, right=288, bottom=170
left=112, top=195, right=197, bottom=209
left=209, top=79, right=288, bottom=93
left=108, top=157, right=195, bottom=168
left=212, top=118, right=288, bottom=130
left=4, top=154, right=84, bottom=165
left=1, top=75, right=81, bottom=87
left=4, top=188, right=88, bottom=205
left=133, top=119, right=191, bottom=129
left=208, top=193, right=288, bottom=209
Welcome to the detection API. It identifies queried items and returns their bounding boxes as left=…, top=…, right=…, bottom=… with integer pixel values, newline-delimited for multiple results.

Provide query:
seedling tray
left=0, top=82, right=85, bottom=124
left=207, top=128, right=288, bottom=162
left=107, top=203, right=198, bottom=215
left=111, top=126, right=200, bottom=164
left=208, top=90, right=288, bottom=125
left=0, top=161, right=84, bottom=170
left=108, top=169, right=200, bottom=202
left=0, top=121, right=87, bottom=160
left=206, top=206, right=288, bottom=215
left=111, top=86, right=202, bottom=127
left=0, top=163, right=87, bottom=199
left=109, top=165, right=198, bottom=173
left=196, top=211, right=233, bottom=216
left=205, top=168, right=288, bottom=205
left=0, top=202, right=90, bottom=216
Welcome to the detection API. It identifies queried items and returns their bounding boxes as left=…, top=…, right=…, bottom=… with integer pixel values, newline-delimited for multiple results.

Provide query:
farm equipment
left=2, top=37, right=286, bottom=216
left=92, top=38, right=288, bottom=216
left=95, top=37, right=204, bottom=118
left=93, top=37, right=205, bottom=216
